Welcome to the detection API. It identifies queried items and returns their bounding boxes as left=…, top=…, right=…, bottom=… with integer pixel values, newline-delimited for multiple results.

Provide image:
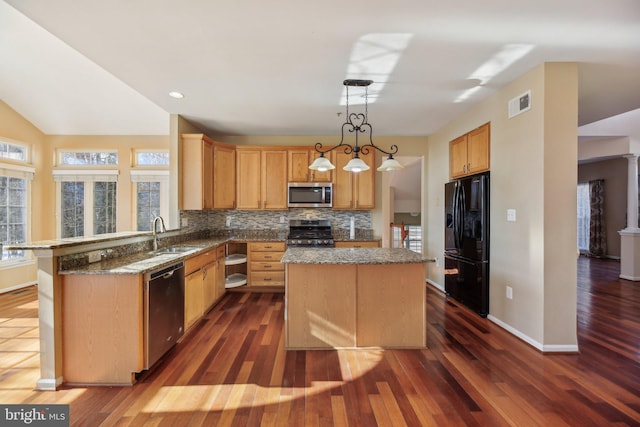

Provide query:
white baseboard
left=488, top=315, right=579, bottom=353
left=619, top=274, right=640, bottom=281
left=426, top=279, right=444, bottom=292
left=0, top=281, right=37, bottom=295
left=36, top=377, right=63, bottom=391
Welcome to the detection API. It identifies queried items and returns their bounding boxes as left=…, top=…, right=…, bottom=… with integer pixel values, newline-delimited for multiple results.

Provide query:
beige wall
left=578, top=158, right=627, bottom=258
left=426, top=63, right=579, bottom=349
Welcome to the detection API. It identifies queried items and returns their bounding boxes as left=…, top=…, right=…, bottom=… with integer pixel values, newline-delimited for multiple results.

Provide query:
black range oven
left=286, top=219, right=334, bottom=247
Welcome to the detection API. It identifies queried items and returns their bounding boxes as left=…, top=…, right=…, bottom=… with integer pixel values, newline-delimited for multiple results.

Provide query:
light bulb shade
left=377, top=157, right=404, bottom=172
left=309, top=155, right=335, bottom=171
left=343, top=157, right=370, bottom=172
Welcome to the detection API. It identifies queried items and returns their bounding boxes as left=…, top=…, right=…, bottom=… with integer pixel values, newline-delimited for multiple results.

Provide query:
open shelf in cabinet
left=225, top=242, right=247, bottom=289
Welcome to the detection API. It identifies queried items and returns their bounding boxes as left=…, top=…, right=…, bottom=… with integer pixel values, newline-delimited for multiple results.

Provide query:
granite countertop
left=281, top=247, right=428, bottom=265
left=5, top=231, right=149, bottom=250
left=59, top=237, right=231, bottom=275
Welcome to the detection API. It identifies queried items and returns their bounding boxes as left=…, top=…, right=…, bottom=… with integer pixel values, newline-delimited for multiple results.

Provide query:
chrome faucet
left=152, top=216, right=166, bottom=251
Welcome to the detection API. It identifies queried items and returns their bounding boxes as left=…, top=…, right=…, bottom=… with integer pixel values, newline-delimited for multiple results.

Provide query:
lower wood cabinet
left=184, top=244, right=226, bottom=331
left=248, top=241, right=285, bottom=287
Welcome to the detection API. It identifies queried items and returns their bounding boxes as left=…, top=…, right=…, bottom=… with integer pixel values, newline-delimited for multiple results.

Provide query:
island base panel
left=356, top=263, right=426, bottom=348
left=286, top=264, right=357, bottom=349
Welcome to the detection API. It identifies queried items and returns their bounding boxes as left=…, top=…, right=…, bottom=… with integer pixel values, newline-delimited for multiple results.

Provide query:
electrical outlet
left=507, top=209, right=517, bottom=222
left=181, top=217, right=188, bottom=227
left=434, top=257, right=440, bottom=267
left=88, top=250, right=101, bottom=263
left=506, top=286, right=513, bottom=300
left=280, top=216, right=286, bottom=224
left=226, top=217, right=231, bottom=227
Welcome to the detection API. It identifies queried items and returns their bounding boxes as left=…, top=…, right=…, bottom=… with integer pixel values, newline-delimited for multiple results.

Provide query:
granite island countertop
left=281, top=247, right=428, bottom=265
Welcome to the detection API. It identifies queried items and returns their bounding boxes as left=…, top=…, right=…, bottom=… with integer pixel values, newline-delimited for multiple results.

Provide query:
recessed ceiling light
left=168, top=91, right=184, bottom=99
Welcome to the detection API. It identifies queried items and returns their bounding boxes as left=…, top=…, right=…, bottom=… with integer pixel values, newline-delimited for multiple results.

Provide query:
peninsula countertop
left=281, top=247, right=428, bottom=265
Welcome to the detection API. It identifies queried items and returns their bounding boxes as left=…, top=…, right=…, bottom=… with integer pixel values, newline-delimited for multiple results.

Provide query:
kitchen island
left=281, top=247, right=428, bottom=349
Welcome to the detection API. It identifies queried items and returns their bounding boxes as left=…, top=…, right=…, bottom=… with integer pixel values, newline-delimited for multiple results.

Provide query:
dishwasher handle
left=147, top=261, right=184, bottom=282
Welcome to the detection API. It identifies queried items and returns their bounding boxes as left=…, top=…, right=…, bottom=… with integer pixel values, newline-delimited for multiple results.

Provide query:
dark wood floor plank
left=0, top=257, right=639, bottom=426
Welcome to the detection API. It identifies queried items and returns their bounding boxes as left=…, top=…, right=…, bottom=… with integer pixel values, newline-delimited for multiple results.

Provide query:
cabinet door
left=332, top=151, right=354, bottom=209
left=184, top=271, right=204, bottom=330
left=333, top=151, right=375, bottom=209
left=288, top=149, right=310, bottom=182
left=213, top=144, right=236, bottom=209
left=262, top=150, right=288, bottom=209
left=354, top=151, right=375, bottom=209
left=236, top=149, right=262, bottom=209
left=181, top=134, right=212, bottom=210
left=202, top=262, right=217, bottom=310
left=467, top=123, right=490, bottom=175
left=449, top=135, right=468, bottom=178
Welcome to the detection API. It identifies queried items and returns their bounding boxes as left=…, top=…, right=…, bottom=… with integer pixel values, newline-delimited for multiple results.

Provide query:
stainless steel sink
left=150, top=246, right=200, bottom=255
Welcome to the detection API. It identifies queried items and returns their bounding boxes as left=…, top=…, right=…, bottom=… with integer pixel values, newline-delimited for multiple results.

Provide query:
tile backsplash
left=180, top=209, right=372, bottom=234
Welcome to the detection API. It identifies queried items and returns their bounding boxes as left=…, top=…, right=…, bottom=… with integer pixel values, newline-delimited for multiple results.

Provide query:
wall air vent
left=508, top=90, right=531, bottom=118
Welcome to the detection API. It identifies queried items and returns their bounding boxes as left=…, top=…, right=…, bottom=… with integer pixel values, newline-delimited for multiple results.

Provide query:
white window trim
left=53, top=169, right=119, bottom=182
left=0, top=138, right=30, bottom=163
left=54, top=170, right=119, bottom=238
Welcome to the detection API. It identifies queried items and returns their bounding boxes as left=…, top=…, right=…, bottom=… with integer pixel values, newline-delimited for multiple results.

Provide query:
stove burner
left=287, top=219, right=334, bottom=247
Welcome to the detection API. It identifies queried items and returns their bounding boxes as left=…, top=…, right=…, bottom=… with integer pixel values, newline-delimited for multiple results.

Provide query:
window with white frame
left=131, top=170, right=169, bottom=231
left=0, top=140, right=33, bottom=261
left=577, top=182, right=590, bottom=253
left=54, top=170, right=118, bottom=238
left=135, top=150, right=169, bottom=167
left=59, top=150, right=118, bottom=166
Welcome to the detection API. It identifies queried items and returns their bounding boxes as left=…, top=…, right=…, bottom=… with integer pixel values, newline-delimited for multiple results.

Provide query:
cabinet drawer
left=249, top=242, right=285, bottom=252
left=334, top=241, right=380, bottom=248
left=185, top=250, right=215, bottom=274
left=251, top=251, right=283, bottom=262
left=251, top=271, right=285, bottom=286
left=250, top=261, right=284, bottom=271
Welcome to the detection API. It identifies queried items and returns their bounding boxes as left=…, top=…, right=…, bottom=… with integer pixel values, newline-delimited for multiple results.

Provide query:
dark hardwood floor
left=0, top=256, right=638, bottom=426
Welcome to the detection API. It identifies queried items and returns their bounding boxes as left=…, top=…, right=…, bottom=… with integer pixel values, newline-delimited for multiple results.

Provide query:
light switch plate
left=507, top=209, right=517, bottom=222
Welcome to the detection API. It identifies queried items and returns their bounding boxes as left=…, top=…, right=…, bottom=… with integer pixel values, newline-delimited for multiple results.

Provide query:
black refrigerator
left=444, top=172, right=489, bottom=317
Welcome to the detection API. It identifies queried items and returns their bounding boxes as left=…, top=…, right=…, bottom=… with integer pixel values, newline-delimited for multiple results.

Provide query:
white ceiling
left=1, top=0, right=639, bottom=138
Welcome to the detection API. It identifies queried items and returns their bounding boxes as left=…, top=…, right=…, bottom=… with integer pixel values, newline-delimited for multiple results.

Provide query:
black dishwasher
left=144, top=262, right=185, bottom=369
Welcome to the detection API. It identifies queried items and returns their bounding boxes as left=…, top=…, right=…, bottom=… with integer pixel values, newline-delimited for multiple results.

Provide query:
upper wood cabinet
left=236, top=147, right=287, bottom=210
left=181, top=134, right=236, bottom=210
left=332, top=151, right=375, bottom=210
left=449, top=122, right=490, bottom=178
left=288, top=148, right=332, bottom=182
left=213, top=144, right=236, bottom=209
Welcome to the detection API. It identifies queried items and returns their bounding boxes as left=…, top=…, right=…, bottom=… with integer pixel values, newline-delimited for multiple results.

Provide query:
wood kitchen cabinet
left=288, top=148, right=332, bottom=182
left=184, top=245, right=226, bottom=331
left=332, top=150, right=375, bottom=209
left=62, top=274, right=144, bottom=385
left=181, top=134, right=236, bottom=210
left=449, top=122, right=490, bottom=178
left=248, top=241, right=285, bottom=287
left=236, top=147, right=287, bottom=210
left=213, top=143, right=236, bottom=209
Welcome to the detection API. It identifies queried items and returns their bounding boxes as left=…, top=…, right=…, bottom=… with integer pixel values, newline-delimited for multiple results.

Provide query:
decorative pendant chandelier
left=309, top=79, right=403, bottom=173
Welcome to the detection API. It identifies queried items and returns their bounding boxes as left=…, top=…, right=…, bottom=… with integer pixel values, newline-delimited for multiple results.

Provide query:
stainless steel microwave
left=287, top=182, right=332, bottom=208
